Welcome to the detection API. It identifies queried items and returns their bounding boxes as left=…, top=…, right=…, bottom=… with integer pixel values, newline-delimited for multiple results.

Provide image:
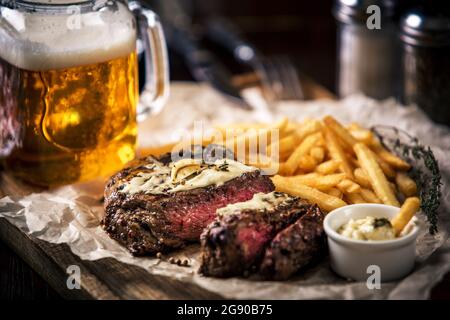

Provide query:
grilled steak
left=259, top=204, right=326, bottom=280
left=199, top=192, right=317, bottom=278
left=102, top=149, right=274, bottom=255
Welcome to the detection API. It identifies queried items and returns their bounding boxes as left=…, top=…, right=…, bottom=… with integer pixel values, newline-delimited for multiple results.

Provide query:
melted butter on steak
left=217, top=191, right=297, bottom=216
left=120, top=157, right=257, bottom=195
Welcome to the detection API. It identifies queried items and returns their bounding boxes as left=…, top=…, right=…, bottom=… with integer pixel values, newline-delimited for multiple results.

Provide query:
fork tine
left=271, top=56, right=292, bottom=100
left=261, top=57, right=283, bottom=102
left=273, top=57, right=292, bottom=100
left=252, top=59, right=274, bottom=102
left=285, top=58, right=304, bottom=100
left=277, top=56, right=304, bottom=100
left=254, top=55, right=304, bottom=104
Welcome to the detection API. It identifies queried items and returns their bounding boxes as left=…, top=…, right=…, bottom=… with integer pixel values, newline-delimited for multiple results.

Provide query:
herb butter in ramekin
left=324, top=204, right=420, bottom=282
left=338, top=216, right=396, bottom=241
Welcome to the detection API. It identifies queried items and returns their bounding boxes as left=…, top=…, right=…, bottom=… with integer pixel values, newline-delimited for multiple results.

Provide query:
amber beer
left=0, top=50, right=139, bottom=186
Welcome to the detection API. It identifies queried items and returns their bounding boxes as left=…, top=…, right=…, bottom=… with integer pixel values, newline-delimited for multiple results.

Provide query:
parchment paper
left=1, top=82, right=450, bottom=299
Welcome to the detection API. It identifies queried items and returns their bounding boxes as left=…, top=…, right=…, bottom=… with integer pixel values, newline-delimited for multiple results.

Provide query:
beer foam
left=0, top=2, right=136, bottom=71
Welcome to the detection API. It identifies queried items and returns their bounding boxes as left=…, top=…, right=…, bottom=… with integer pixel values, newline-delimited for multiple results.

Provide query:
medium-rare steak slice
left=259, top=204, right=326, bottom=280
left=199, top=192, right=315, bottom=278
left=102, top=150, right=274, bottom=255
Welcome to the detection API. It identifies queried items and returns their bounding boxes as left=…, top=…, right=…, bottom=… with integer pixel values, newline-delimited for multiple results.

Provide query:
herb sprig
left=372, top=126, right=442, bottom=234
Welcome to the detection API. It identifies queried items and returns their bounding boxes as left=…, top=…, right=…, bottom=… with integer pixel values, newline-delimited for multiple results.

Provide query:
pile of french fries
left=213, top=116, right=418, bottom=212
left=140, top=115, right=418, bottom=213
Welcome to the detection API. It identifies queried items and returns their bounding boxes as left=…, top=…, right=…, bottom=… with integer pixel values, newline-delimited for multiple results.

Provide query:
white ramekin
left=323, top=204, right=420, bottom=282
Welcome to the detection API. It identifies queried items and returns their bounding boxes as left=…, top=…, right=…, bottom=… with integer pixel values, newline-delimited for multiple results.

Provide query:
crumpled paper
left=1, top=82, right=450, bottom=299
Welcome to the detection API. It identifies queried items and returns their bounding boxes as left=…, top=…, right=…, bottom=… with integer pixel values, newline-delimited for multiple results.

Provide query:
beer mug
left=0, top=0, right=169, bottom=186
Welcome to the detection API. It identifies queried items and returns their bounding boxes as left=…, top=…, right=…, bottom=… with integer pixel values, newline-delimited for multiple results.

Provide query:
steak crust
left=102, top=154, right=274, bottom=255
left=259, top=204, right=326, bottom=280
left=199, top=196, right=315, bottom=278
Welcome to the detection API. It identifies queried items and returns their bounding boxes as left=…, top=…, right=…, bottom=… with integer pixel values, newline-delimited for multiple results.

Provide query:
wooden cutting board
left=0, top=172, right=223, bottom=299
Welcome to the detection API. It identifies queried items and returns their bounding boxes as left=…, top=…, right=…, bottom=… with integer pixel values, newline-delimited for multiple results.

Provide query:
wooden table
left=1, top=80, right=449, bottom=300
left=0, top=166, right=222, bottom=300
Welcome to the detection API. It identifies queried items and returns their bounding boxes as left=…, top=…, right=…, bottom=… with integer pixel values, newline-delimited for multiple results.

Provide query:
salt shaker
left=400, top=8, right=450, bottom=126
left=334, top=0, right=400, bottom=100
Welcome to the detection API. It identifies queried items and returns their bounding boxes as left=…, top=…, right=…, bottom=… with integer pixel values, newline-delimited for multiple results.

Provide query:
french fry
left=296, top=119, right=323, bottom=141
left=278, top=162, right=288, bottom=175
left=396, top=172, right=417, bottom=197
left=366, top=134, right=384, bottom=148
left=337, top=179, right=361, bottom=194
left=284, top=132, right=322, bottom=176
left=324, top=127, right=354, bottom=179
left=181, top=119, right=415, bottom=214
left=283, top=173, right=346, bottom=191
left=347, top=123, right=362, bottom=131
left=389, top=182, right=398, bottom=195
left=222, top=127, right=246, bottom=152
left=360, top=188, right=382, bottom=204
left=268, top=133, right=299, bottom=156
left=293, top=168, right=307, bottom=176
left=212, top=125, right=239, bottom=142
left=349, top=128, right=374, bottom=145
left=298, top=155, right=318, bottom=172
left=349, top=156, right=360, bottom=168
left=346, top=193, right=366, bottom=204
left=215, top=122, right=267, bottom=131
left=285, top=121, right=300, bottom=134
left=373, top=152, right=397, bottom=179
left=326, top=187, right=343, bottom=199
left=374, top=146, right=411, bottom=171
left=355, top=159, right=396, bottom=189
left=279, top=151, right=292, bottom=162
left=223, top=117, right=289, bottom=155
left=315, top=136, right=326, bottom=148
left=353, top=168, right=372, bottom=189
left=310, top=147, right=325, bottom=163
left=271, top=175, right=347, bottom=212
left=274, top=117, right=290, bottom=133
left=323, top=115, right=358, bottom=149
left=391, top=197, right=421, bottom=236
left=316, top=159, right=341, bottom=175
left=353, top=143, right=400, bottom=206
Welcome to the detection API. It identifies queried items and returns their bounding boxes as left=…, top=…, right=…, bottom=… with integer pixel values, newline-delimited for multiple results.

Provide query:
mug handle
left=129, top=0, right=170, bottom=121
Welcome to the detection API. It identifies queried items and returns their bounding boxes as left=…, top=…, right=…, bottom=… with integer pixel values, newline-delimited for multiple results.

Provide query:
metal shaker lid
left=333, top=0, right=397, bottom=24
left=401, top=8, right=450, bottom=46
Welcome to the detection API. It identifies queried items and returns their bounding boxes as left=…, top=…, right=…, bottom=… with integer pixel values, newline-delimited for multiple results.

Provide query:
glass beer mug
left=0, top=0, right=169, bottom=186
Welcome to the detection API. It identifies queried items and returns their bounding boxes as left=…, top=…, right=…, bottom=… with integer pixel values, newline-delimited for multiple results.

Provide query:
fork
left=256, top=55, right=304, bottom=103
left=206, top=18, right=304, bottom=104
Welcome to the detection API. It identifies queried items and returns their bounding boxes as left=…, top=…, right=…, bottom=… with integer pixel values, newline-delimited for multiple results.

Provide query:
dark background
left=1, top=0, right=449, bottom=300
left=155, top=0, right=337, bottom=92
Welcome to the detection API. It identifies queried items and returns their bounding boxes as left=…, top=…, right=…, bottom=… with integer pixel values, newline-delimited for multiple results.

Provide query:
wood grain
left=0, top=240, right=61, bottom=300
left=0, top=172, right=222, bottom=299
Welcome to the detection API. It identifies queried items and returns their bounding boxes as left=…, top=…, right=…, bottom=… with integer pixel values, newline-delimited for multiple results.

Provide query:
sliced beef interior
left=102, top=151, right=274, bottom=256
left=259, top=204, right=326, bottom=280
left=199, top=193, right=315, bottom=278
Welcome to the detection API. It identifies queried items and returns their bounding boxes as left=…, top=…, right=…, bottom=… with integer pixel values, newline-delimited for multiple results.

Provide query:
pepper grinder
left=334, top=0, right=401, bottom=100
left=400, top=7, right=450, bottom=126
